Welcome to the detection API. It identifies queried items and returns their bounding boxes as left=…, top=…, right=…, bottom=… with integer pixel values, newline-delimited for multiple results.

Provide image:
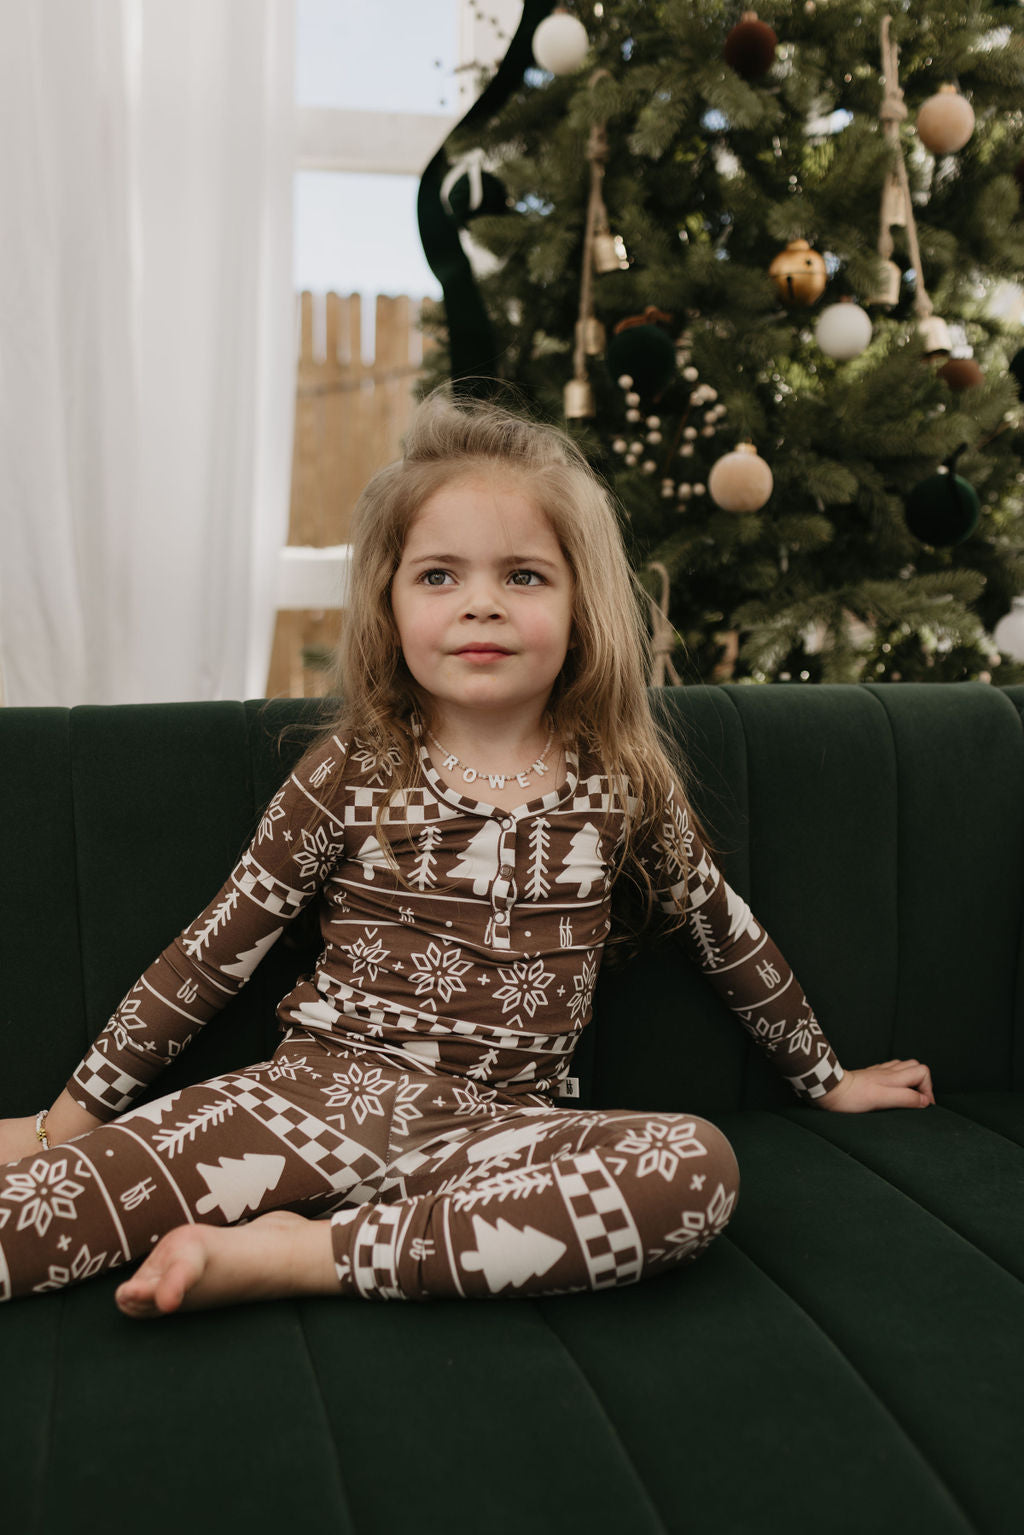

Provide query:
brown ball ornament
left=708, top=443, right=774, bottom=513
left=769, top=240, right=827, bottom=306
left=724, top=12, right=778, bottom=80
left=916, top=85, right=975, bottom=155
left=938, top=357, right=984, bottom=392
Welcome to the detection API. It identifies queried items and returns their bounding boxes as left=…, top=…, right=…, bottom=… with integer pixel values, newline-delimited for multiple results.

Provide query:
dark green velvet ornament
left=606, top=325, right=677, bottom=399
left=904, top=470, right=980, bottom=547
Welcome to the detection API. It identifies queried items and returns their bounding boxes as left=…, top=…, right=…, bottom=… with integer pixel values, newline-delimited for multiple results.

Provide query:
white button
left=495, top=911, right=508, bottom=923
left=501, top=818, right=514, bottom=830
left=499, top=864, right=514, bottom=879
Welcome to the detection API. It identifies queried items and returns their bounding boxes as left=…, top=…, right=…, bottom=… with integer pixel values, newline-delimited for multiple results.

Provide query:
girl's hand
left=818, top=1059, right=934, bottom=1113
left=0, top=1116, right=44, bottom=1164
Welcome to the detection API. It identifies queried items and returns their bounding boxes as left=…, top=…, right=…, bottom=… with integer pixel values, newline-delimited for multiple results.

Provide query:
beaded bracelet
left=35, top=1110, right=51, bottom=1150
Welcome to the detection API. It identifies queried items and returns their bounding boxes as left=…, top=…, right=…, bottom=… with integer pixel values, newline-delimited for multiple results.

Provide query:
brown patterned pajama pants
left=0, top=1031, right=739, bottom=1303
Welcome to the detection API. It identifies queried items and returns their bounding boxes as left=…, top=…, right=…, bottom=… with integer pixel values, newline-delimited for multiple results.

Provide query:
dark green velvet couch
left=3, top=683, right=1024, bottom=1534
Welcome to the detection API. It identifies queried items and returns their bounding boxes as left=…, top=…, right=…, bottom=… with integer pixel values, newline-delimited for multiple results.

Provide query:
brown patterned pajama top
left=0, top=734, right=842, bottom=1303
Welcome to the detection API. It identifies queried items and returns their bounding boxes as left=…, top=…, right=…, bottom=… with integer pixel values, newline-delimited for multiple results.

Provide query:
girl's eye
left=420, top=569, right=452, bottom=587
left=509, top=569, right=543, bottom=587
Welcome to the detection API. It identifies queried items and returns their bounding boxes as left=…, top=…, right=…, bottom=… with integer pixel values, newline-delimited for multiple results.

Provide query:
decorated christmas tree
left=419, top=0, right=1024, bottom=683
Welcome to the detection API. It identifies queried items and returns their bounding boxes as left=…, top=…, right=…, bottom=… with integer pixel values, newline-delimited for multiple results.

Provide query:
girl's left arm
left=643, top=792, right=933, bottom=1113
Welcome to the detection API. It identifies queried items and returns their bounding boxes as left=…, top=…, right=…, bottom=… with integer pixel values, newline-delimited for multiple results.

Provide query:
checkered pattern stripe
left=235, top=852, right=307, bottom=917
left=569, top=775, right=615, bottom=814
left=228, top=1080, right=386, bottom=1202
left=552, top=1150, right=644, bottom=1289
left=785, top=1054, right=844, bottom=1100
left=72, top=1047, right=147, bottom=1116
left=350, top=1203, right=408, bottom=1299
left=341, top=786, right=457, bottom=829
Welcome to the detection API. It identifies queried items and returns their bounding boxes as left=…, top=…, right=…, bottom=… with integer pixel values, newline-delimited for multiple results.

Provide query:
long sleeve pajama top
left=67, top=732, right=844, bottom=1121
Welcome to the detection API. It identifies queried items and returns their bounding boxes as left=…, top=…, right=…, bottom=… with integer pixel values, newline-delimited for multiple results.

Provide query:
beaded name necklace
left=427, top=727, right=555, bottom=790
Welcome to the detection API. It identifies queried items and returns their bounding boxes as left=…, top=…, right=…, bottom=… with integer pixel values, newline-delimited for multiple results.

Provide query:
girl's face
left=390, top=474, right=573, bottom=732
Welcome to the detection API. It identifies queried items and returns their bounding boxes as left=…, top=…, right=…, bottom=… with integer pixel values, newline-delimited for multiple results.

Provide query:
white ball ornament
left=916, top=85, right=975, bottom=154
left=617, top=374, right=634, bottom=389
left=532, top=11, right=590, bottom=75
left=815, top=300, right=873, bottom=360
left=682, top=365, right=699, bottom=382
left=708, top=443, right=774, bottom=513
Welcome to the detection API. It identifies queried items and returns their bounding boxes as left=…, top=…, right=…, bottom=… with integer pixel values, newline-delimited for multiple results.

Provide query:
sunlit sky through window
left=294, top=0, right=465, bottom=299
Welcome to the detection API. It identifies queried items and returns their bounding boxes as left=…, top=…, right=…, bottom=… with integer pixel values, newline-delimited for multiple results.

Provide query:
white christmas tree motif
left=221, top=925, right=285, bottom=982
left=355, top=833, right=389, bottom=882
left=152, top=1100, right=235, bottom=1158
left=525, top=818, right=551, bottom=899
left=459, top=1214, right=566, bottom=1292
left=1, top=1158, right=85, bottom=1238
left=183, top=890, right=240, bottom=959
left=451, top=1166, right=554, bottom=1212
left=410, top=825, right=442, bottom=890
left=195, top=1153, right=287, bottom=1223
left=687, top=910, right=720, bottom=969
left=554, top=822, right=605, bottom=898
left=342, top=927, right=390, bottom=986
left=466, top=1048, right=500, bottom=1081
left=258, top=788, right=287, bottom=844
left=293, top=822, right=343, bottom=887
left=493, top=957, right=554, bottom=1018
left=124, top=1091, right=184, bottom=1126
left=409, top=941, right=474, bottom=1004
left=324, top=1061, right=391, bottom=1126
left=446, top=821, right=502, bottom=894
left=33, top=1244, right=108, bottom=1293
left=725, top=883, right=760, bottom=943
left=611, top=1120, right=708, bottom=1182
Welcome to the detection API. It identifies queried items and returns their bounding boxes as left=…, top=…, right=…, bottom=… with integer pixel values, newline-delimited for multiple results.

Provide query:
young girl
left=0, top=393, right=933, bottom=1314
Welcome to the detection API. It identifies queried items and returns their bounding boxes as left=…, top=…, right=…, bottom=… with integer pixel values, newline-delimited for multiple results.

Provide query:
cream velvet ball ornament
left=916, top=86, right=975, bottom=154
left=708, top=444, right=774, bottom=513
left=815, top=301, right=873, bottom=360
left=532, top=11, right=590, bottom=75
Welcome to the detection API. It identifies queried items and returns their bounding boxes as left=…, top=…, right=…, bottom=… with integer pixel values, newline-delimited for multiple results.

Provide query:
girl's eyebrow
left=406, top=552, right=561, bottom=570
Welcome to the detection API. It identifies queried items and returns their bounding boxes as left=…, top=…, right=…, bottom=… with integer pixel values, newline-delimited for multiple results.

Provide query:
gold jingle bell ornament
left=769, top=240, right=827, bottom=306
left=708, top=443, right=774, bottom=513
left=916, top=85, right=975, bottom=155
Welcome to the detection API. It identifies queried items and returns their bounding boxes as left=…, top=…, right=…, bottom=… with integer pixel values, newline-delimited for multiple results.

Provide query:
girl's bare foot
left=115, top=1210, right=340, bottom=1318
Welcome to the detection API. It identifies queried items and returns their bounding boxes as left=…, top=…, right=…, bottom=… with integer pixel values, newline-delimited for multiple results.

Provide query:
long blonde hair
left=306, top=389, right=698, bottom=940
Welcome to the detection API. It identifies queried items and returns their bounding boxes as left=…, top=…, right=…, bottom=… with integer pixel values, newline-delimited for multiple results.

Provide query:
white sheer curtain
left=0, top=0, right=295, bottom=706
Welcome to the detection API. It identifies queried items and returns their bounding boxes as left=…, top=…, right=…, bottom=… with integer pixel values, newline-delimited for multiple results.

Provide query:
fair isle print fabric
left=69, top=732, right=842, bottom=1119
left=0, top=1034, right=738, bottom=1301
left=1, top=731, right=835, bottom=1301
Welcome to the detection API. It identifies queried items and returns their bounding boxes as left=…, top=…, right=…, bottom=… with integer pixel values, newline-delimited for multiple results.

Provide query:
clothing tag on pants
left=557, top=1076, right=580, bottom=1099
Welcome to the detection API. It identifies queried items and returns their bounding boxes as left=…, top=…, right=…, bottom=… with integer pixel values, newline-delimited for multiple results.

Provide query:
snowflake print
left=409, top=942, right=474, bottom=1005
left=449, top=1080, right=502, bottom=1118
left=350, top=740, right=401, bottom=786
left=324, top=1062, right=391, bottom=1127
left=389, top=1078, right=429, bottom=1138
left=109, top=995, right=147, bottom=1053
left=493, top=957, right=555, bottom=1018
left=258, top=787, right=287, bottom=843
left=567, top=951, right=598, bottom=1025
left=612, top=1120, right=708, bottom=1182
left=33, top=1244, right=109, bottom=1293
left=2, top=1158, right=87, bottom=1238
left=293, top=822, right=344, bottom=886
left=255, top=1054, right=320, bottom=1085
left=658, top=1180, right=737, bottom=1265
left=342, top=927, right=390, bottom=986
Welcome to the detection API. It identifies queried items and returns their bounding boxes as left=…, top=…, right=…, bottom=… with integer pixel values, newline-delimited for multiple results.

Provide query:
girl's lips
left=455, top=645, right=513, bottom=657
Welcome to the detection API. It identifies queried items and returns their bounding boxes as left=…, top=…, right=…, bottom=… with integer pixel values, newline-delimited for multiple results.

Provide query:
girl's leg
left=328, top=1099, right=740, bottom=1300
left=0, top=1034, right=394, bottom=1302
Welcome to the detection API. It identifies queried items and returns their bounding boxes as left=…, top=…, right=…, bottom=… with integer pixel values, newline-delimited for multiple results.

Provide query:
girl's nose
left=462, top=578, right=506, bottom=619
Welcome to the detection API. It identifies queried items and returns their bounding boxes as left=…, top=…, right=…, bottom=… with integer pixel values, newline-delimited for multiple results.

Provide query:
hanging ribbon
left=646, top=562, right=683, bottom=686
left=879, top=16, right=934, bottom=325
left=439, top=149, right=487, bottom=217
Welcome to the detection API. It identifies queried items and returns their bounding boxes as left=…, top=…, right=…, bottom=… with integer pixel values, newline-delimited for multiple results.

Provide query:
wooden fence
left=266, top=292, right=434, bottom=697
